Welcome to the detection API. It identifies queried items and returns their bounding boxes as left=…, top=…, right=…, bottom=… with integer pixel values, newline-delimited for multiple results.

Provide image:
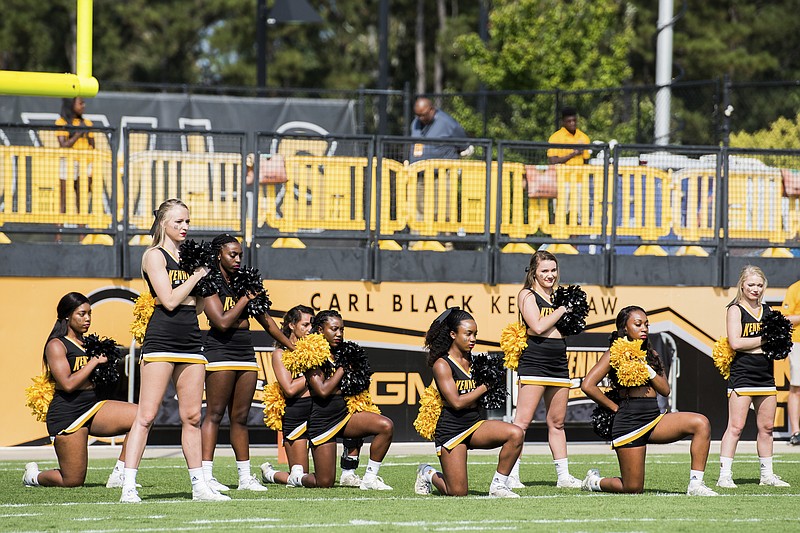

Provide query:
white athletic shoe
left=23, top=462, right=40, bottom=487
left=192, top=483, right=231, bottom=501
left=105, top=469, right=124, bottom=488
left=556, top=474, right=582, bottom=489
left=687, top=481, right=719, bottom=496
left=716, top=475, right=737, bottom=489
left=339, top=470, right=362, bottom=487
left=286, top=470, right=305, bottom=488
left=359, top=476, right=393, bottom=491
left=581, top=469, right=601, bottom=492
left=488, top=483, right=520, bottom=498
left=206, top=477, right=230, bottom=492
left=238, top=474, right=268, bottom=491
left=260, top=462, right=277, bottom=484
left=760, top=474, right=790, bottom=487
left=414, top=464, right=432, bottom=495
left=120, top=487, right=142, bottom=503
left=506, top=474, right=525, bottom=489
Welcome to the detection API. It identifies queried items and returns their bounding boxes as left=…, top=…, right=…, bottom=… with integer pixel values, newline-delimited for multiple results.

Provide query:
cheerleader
left=415, top=308, right=523, bottom=498
left=716, top=266, right=790, bottom=488
left=260, top=305, right=315, bottom=485
left=120, top=199, right=228, bottom=503
left=580, top=306, right=718, bottom=495
left=200, top=234, right=293, bottom=492
left=23, top=292, right=137, bottom=488
left=508, top=251, right=579, bottom=488
left=292, top=310, right=394, bottom=489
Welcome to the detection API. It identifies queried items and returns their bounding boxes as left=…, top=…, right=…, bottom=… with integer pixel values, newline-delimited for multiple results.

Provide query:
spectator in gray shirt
left=409, top=98, right=473, bottom=163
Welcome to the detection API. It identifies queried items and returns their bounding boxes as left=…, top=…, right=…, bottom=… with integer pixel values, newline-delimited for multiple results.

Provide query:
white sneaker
left=716, top=475, right=737, bottom=489
left=556, top=474, right=582, bottom=489
left=415, top=464, right=432, bottom=495
left=120, top=487, right=142, bottom=503
left=687, top=481, right=719, bottom=496
left=192, top=483, right=231, bottom=501
left=286, top=470, right=305, bottom=488
left=489, top=483, right=520, bottom=498
left=581, top=469, right=601, bottom=492
left=760, top=474, right=790, bottom=487
left=238, top=474, right=268, bottom=491
left=506, top=474, right=525, bottom=489
left=206, top=477, right=230, bottom=492
left=106, top=469, right=124, bottom=488
left=260, top=462, right=276, bottom=484
left=23, top=462, right=40, bottom=487
left=359, top=476, right=393, bottom=491
left=339, top=470, right=362, bottom=487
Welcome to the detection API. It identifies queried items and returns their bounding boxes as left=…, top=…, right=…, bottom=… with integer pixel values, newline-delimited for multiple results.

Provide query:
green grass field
left=2, top=452, right=799, bottom=532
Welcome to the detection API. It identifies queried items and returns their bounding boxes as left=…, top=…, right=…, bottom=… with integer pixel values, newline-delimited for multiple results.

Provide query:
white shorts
left=790, top=343, right=800, bottom=387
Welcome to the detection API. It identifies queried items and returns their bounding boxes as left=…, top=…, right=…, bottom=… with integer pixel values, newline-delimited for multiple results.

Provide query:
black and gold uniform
left=608, top=347, right=665, bottom=449
left=204, top=276, right=257, bottom=372
left=46, top=336, right=107, bottom=436
left=307, top=361, right=351, bottom=446
left=434, top=356, right=485, bottom=455
left=728, top=303, right=775, bottom=397
left=142, top=248, right=206, bottom=364
left=518, top=290, right=570, bottom=387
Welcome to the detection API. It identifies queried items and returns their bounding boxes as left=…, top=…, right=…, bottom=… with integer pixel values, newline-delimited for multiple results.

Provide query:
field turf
left=2, top=452, right=799, bottom=532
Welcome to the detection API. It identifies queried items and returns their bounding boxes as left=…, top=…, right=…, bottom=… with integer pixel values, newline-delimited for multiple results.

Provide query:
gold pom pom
left=130, top=292, right=156, bottom=344
left=413, top=385, right=442, bottom=441
left=25, top=372, right=55, bottom=422
left=712, top=337, right=735, bottom=380
left=261, top=382, right=285, bottom=430
left=609, top=338, right=650, bottom=387
left=346, top=390, right=381, bottom=414
left=500, top=322, right=528, bottom=370
left=281, top=334, right=332, bottom=375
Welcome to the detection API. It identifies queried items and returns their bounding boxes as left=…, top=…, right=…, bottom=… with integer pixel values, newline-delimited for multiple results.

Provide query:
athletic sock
left=719, top=456, right=733, bottom=478
left=759, top=456, right=774, bottom=478
left=423, top=466, right=438, bottom=483
left=510, top=458, right=521, bottom=479
left=189, top=467, right=205, bottom=487
left=122, top=468, right=138, bottom=491
left=202, top=460, right=214, bottom=481
left=689, top=470, right=704, bottom=484
left=491, top=471, right=509, bottom=487
left=236, top=460, right=251, bottom=482
left=554, top=458, right=570, bottom=480
left=363, top=460, right=381, bottom=481
left=113, top=460, right=125, bottom=473
left=588, top=475, right=602, bottom=492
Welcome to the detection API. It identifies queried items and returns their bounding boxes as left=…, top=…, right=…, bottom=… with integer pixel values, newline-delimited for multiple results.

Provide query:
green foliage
left=452, top=0, right=635, bottom=141
left=731, top=113, right=800, bottom=150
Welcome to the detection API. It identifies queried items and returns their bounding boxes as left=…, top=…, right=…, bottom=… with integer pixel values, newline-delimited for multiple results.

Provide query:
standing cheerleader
left=415, top=307, right=523, bottom=498
left=200, top=234, right=293, bottom=492
left=580, top=306, right=718, bottom=496
left=260, top=305, right=315, bottom=485
left=120, top=199, right=228, bottom=503
left=716, top=266, right=790, bottom=488
left=508, top=251, right=579, bottom=488
left=24, top=292, right=137, bottom=488
left=292, top=310, right=394, bottom=490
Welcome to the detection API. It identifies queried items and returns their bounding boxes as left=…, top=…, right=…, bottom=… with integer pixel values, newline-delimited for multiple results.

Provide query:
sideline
left=3, top=440, right=800, bottom=461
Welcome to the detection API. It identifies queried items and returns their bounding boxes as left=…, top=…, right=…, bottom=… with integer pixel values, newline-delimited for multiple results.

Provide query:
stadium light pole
left=256, top=0, right=322, bottom=89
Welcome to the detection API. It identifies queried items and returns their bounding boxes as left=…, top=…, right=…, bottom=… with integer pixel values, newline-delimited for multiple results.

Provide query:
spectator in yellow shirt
left=56, top=97, right=94, bottom=214
left=781, top=279, right=800, bottom=445
left=547, top=107, right=590, bottom=165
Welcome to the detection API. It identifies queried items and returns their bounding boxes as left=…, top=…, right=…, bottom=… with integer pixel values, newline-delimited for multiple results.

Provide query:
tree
left=453, top=0, right=635, bottom=141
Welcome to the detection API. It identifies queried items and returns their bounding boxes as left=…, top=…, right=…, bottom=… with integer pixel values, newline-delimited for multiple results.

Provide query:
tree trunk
left=415, top=0, right=426, bottom=95
left=434, top=0, right=446, bottom=97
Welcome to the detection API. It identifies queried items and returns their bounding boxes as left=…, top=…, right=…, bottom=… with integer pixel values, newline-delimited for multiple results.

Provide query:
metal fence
left=1, top=122, right=799, bottom=285
left=101, top=79, right=800, bottom=147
